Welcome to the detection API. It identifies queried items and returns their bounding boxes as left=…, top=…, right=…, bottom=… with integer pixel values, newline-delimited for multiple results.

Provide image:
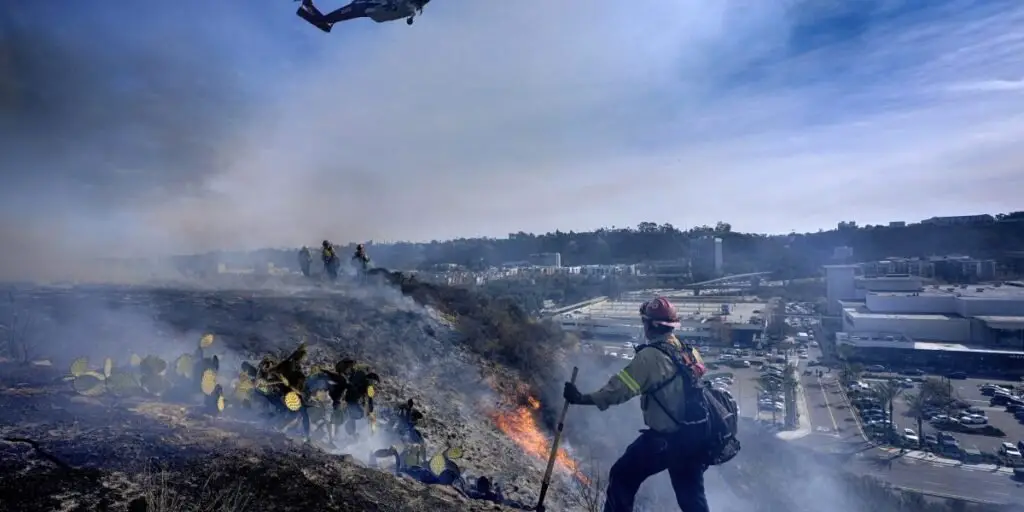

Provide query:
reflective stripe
left=617, top=369, right=641, bottom=394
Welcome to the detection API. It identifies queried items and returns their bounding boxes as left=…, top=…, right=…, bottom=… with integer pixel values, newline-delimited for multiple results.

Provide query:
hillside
left=0, top=277, right=576, bottom=512
left=178, top=214, right=1024, bottom=282
left=1, top=275, right=1021, bottom=512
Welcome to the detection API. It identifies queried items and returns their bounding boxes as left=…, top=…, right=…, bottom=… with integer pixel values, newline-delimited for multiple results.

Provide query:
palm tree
left=903, top=390, right=934, bottom=449
left=758, top=376, right=783, bottom=425
left=782, top=363, right=800, bottom=428
left=839, top=362, right=863, bottom=387
left=919, top=377, right=954, bottom=411
left=873, top=382, right=903, bottom=443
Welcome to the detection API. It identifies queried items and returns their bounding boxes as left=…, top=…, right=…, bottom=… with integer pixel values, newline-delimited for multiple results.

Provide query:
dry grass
left=137, top=467, right=252, bottom=512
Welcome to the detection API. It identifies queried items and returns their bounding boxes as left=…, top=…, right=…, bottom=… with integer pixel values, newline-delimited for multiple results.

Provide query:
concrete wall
left=845, top=315, right=971, bottom=342
left=866, top=293, right=957, bottom=314
left=826, top=266, right=858, bottom=315
left=956, top=297, right=1024, bottom=317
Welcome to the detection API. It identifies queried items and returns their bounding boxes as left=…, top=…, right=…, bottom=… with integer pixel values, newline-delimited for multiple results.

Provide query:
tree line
left=176, top=211, right=1024, bottom=283
left=355, top=212, right=1024, bottom=280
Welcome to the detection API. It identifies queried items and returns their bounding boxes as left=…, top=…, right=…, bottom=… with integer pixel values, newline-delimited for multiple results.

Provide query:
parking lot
left=703, top=365, right=760, bottom=419
left=886, top=376, right=1024, bottom=456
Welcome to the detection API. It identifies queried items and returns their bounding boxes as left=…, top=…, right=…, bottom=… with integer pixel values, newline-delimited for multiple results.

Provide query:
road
left=793, top=346, right=1024, bottom=504
left=848, top=450, right=1024, bottom=504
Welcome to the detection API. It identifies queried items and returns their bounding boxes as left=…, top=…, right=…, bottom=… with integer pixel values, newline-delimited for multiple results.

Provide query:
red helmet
left=640, top=297, right=680, bottom=328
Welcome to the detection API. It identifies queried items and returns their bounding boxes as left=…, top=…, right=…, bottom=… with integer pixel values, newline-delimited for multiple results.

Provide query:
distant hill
left=172, top=212, right=1024, bottom=282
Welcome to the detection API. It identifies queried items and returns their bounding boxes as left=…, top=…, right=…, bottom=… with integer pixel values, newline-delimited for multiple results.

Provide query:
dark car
left=900, top=369, right=926, bottom=376
left=947, top=371, right=968, bottom=379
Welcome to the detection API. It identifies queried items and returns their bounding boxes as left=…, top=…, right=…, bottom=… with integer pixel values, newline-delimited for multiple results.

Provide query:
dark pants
left=604, top=430, right=709, bottom=512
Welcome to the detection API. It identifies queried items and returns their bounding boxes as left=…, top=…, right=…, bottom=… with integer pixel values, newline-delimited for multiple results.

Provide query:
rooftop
left=876, top=284, right=1024, bottom=299
left=843, top=311, right=955, bottom=321
left=568, top=296, right=768, bottom=325
left=837, top=332, right=1024, bottom=356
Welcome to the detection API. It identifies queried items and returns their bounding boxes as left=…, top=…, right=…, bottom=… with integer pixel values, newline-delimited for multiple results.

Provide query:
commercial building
left=859, top=255, right=996, bottom=281
left=690, top=236, right=723, bottom=280
left=528, top=252, right=562, bottom=267
left=832, top=246, right=854, bottom=262
left=557, top=293, right=768, bottom=346
left=921, top=214, right=995, bottom=226
left=835, top=333, right=1024, bottom=374
left=827, top=265, right=1024, bottom=371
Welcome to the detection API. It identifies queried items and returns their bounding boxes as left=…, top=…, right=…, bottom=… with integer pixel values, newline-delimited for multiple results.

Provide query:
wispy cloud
left=1, top=0, right=1023, bottom=268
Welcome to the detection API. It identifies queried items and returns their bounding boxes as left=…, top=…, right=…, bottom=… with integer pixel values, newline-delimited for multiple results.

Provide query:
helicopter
left=296, top=0, right=431, bottom=32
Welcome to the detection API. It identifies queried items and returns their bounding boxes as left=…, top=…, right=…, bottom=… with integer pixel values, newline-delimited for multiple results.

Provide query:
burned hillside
left=2, top=276, right=1021, bottom=512
left=0, top=278, right=579, bottom=512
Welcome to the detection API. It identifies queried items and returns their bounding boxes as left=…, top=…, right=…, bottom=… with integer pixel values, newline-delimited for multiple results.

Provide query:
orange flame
left=490, top=398, right=589, bottom=485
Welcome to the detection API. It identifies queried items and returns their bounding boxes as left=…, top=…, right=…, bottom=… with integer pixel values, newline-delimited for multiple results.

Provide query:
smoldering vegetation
left=0, top=275, right=580, bottom=511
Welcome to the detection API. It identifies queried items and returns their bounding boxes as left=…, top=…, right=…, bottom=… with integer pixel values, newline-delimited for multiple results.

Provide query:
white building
left=714, top=238, right=724, bottom=275
left=557, top=296, right=768, bottom=345
left=829, top=273, right=1024, bottom=345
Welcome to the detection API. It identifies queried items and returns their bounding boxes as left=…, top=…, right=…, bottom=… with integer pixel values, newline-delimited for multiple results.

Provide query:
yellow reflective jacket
left=588, top=333, right=700, bottom=434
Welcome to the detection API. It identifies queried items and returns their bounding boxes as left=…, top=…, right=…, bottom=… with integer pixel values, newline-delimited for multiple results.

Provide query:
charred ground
left=1, top=274, right=1021, bottom=512
left=0, top=274, right=574, bottom=512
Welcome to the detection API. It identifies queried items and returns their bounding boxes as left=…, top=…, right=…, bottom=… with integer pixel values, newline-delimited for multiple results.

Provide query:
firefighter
left=392, top=398, right=425, bottom=443
left=328, top=358, right=379, bottom=438
left=562, top=297, right=711, bottom=512
left=298, top=246, right=313, bottom=277
left=352, top=243, right=371, bottom=273
left=321, top=240, right=339, bottom=281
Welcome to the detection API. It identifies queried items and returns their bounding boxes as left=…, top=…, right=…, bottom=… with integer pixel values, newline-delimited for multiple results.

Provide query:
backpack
left=641, top=342, right=741, bottom=467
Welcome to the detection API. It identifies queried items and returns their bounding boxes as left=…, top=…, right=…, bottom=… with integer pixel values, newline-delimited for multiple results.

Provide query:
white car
left=959, top=414, right=988, bottom=425
left=1000, top=442, right=1022, bottom=459
left=903, top=428, right=919, bottom=444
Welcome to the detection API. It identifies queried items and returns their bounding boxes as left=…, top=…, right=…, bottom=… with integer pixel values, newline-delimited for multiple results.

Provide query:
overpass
left=690, top=272, right=772, bottom=288
left=676, top=272, right=772, bottom=295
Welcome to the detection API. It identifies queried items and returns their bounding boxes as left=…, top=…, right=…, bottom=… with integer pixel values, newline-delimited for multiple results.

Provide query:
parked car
left=959, top=414, right=988, bottom=425
left=1000, top=442, right=1022, bottom=459
left=903, top=428, right=919, bottom=444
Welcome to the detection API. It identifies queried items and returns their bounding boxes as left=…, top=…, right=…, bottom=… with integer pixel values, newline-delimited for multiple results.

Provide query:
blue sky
left=2, top=0, right=1023, bottom=262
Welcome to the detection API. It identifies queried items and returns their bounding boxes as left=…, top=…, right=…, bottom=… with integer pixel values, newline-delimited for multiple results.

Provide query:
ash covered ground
left=0, top=275, right=573, bottom=512
left=1, top=275, right=1017, bottom=512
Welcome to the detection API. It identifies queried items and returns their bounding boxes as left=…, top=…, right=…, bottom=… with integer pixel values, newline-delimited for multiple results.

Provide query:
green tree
left=903, top=390, right=935, bottom=449
left=782, top=363, right=800, bottom=429
left=838, top=362, right=863, bottom=387
left=872, top=382, right=903, bottom=443
left=919, top=377, right=955, bottom=411
left=758, top=375, right=783, bottom=425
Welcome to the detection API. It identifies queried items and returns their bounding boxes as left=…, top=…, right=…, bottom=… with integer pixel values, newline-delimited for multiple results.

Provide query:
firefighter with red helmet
left=562, top=296, right=711, bottom=512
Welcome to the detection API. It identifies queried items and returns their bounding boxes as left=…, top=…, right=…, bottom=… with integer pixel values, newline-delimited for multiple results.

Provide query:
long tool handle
left=535, top=366, right=579, bottom=512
